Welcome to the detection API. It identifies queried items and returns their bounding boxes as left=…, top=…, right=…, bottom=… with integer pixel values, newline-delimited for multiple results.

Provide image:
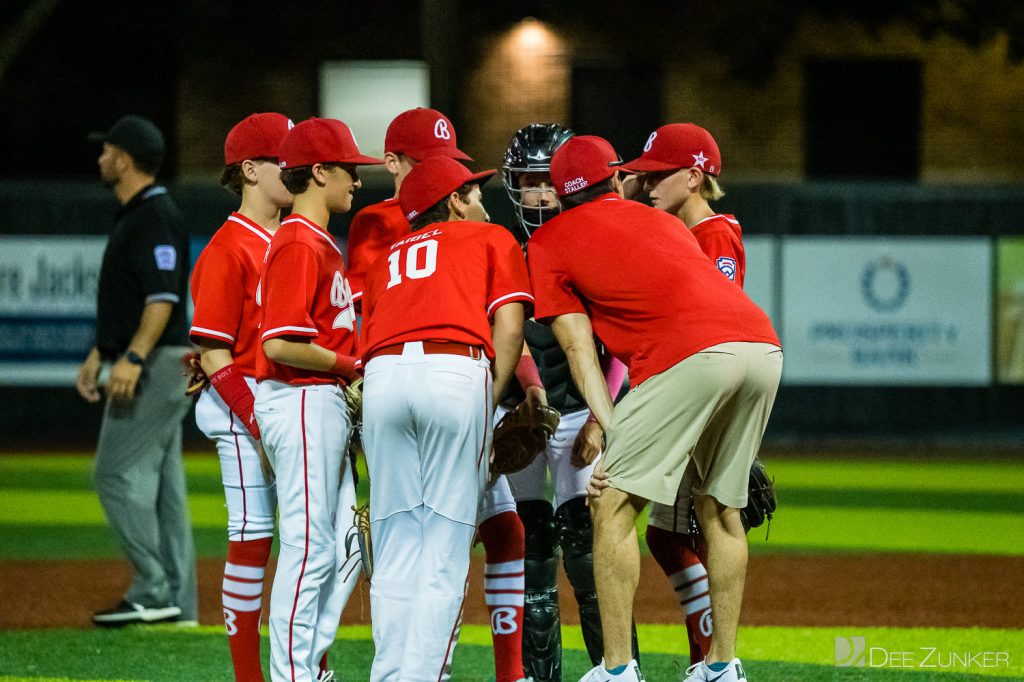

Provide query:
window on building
left=804, top=59, right=922, bottom=180
left=320, top=61, right=429, bottom=159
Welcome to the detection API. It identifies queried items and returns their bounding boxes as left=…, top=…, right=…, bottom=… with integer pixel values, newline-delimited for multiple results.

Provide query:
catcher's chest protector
left=502, top=321, right=586, bottom=413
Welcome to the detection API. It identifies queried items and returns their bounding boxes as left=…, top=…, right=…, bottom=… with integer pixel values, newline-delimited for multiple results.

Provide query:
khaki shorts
left=603, top=342, right=782, bottom=508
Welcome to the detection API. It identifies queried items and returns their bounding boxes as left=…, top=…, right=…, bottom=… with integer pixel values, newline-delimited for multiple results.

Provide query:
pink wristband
left=515, top=354, right=543, bottom=390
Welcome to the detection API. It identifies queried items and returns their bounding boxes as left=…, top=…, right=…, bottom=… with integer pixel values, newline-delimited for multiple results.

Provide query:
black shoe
left=92, top=599, right=182, bottom=627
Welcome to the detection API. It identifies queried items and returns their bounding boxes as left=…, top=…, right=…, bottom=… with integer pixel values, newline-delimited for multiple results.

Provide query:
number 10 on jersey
left=387, top=240, right=438, bottom=289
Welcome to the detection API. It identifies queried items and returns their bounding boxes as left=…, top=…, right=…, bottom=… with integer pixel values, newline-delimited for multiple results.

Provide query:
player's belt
left=369, top=340, right=484, bottom=361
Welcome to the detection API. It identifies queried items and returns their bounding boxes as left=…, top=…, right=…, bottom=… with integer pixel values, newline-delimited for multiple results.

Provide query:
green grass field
left=1, top=452, right=1022, bottom=681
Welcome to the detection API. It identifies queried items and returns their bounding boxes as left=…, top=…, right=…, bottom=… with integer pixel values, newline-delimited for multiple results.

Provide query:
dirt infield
left=2, top=554, right=1022, bottom=630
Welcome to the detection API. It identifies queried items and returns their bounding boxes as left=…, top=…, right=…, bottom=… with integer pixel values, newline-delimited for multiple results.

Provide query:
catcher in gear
left=500, top=124, right=639, bottom=681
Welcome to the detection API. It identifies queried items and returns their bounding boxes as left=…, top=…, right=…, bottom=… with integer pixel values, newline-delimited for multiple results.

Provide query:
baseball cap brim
left=87, top=131, right=107, bottom=143
left=336, top=154, right=386, bottom=166
left=465, top=169, right=497, bottom=186
left=404, top=145, right=473, bottom=162
left=621, top=157, right=683, bottom=172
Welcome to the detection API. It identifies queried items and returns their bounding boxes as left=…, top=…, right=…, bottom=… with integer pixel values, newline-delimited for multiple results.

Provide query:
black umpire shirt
left=95, top=184, right=189, bottom=361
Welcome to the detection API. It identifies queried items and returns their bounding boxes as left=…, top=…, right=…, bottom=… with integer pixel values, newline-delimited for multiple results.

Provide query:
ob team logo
left=861, top=256, right=911, bottom=312
left=434, top=118, right=451, bottom=140
left=716, top=256, right=737, bottom=281
left=835, top=636, right=867, bottom=667
left=643, top=131, right=657, bottom=152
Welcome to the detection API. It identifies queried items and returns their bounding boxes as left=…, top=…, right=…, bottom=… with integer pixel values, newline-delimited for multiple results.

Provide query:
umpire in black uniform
left=76, top=115, right=197, bottom=626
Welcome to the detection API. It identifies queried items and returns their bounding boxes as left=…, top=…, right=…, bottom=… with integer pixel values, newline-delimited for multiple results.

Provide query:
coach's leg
left=693, top=496, right=746, bottom=664
left=558, top=496, right=641, bottom=667
left=590, top=487, right=647, bottom=668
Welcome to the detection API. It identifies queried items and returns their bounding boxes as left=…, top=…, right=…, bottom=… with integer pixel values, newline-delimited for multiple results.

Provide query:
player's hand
left=523, top=385, right=548, bottom=410
left=76, top=349, right=102, bottom=403
left=106, top=357, right=142, bottom=403
left=571, top=420, right=603, bottom=467
left=586, top=462, right=611, bottom=501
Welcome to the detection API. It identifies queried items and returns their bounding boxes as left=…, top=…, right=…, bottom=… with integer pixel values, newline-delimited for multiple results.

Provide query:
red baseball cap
left=399, top=157, right=495, bottom=222
left=278, top=118, right=384, bottom=168
left=622, top=123, right=722, bottom=175
left=385, top=108, right=472, bottom=161
left=549, top=135, right=625, bottom=197
left=224, top=113, right=294, bottom=166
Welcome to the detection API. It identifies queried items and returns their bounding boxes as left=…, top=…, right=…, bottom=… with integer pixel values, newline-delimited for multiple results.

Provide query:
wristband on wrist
left=209, top=363, right=261, bottom=441
left=514, top=354, right=543, bottom=391
left=331, top=352, right=357, bottom=380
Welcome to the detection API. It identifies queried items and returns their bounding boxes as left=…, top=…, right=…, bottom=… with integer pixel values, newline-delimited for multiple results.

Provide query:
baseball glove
left=183, top=352, right=208, bottom=398
left=344, top=378, right=365, bottom=480
left=350, top=503, right=373, bottom=581
left=686, top=456, right=777, bottom=539
left=491, top=402, right=560, bottom=475
left=741, top=456, right=776, bottom=532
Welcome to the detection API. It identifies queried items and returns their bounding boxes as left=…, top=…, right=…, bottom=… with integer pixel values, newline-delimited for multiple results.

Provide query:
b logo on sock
left=223, top=607, right=238, bottom=636
left=490, top=607, right=518, bottom=635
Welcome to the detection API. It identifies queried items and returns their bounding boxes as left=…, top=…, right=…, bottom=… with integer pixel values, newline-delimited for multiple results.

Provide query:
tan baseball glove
left=351, top=503, right=373, bottom=581
left=344, top=378, right=365, bottom=460
left=491, top=402, right=560, bottom=475
left=183, top=352, right=208, bottom=398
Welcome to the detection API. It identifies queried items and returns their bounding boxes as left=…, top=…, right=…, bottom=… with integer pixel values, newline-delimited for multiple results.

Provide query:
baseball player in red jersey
left=621, top=123, right=745, bottom=666
left=349, top=109, right=529, bottom=682
left=190, top=112, right=293, bottom=682
left=253, top=117, right=382, bottom=682
left=529, top=136, right=782, bottom=682
left=360, top=156, right=532, bottom=682
left=346, top=107, right=471, bottom=312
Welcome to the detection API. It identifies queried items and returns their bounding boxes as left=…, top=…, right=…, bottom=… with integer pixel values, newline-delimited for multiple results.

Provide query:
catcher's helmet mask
left=502, top=123, right=575, bottom=241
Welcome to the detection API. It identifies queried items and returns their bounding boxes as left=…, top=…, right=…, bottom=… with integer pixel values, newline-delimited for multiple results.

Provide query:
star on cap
left=692, top=151, right=708, bottom=168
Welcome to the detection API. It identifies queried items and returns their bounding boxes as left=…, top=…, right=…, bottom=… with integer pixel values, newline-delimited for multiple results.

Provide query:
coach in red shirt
left=528, top=136, right=782, bottom=682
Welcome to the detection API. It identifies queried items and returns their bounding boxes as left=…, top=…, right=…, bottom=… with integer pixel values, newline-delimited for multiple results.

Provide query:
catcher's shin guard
left=557, top=496, right=640, bottom=667
left=518, top=499, right=562, bottom=682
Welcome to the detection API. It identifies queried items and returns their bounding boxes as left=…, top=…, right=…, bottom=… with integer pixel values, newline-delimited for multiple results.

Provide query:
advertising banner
left=780, top=237, right=991, bottom=385
left=0, top=236, right=105, bottom=384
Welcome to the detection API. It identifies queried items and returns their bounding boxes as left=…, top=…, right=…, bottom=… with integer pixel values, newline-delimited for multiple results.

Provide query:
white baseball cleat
left=578, top=659, right=644, bottom=681
left=683, top=658, right=748, bottom=682
left=316, top=670, right=334, bottom=682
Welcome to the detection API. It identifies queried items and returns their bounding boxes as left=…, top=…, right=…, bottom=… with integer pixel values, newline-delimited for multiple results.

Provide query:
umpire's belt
left=369, top=340, right=484, bottom=362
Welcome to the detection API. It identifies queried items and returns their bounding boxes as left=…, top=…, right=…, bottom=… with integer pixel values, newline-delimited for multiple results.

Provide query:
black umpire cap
left=89, top=115, right=165, bottom=168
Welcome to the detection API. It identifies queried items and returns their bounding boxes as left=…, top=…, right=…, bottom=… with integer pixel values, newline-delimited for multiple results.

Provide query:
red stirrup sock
left=646, top=525, right=713, bottom=665
left=222, top=537, right=273, bottom=682
left=479, top=511, right=526, bottom=682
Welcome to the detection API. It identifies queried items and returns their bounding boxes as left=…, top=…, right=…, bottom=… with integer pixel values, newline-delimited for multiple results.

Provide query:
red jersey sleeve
left=527, top=238, right=586, bottom=321
left=261, top=242, right=319, bottom=341
left=190, top=245, right=245, bottom=344
left=486, top=229, right=534, bottom=317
